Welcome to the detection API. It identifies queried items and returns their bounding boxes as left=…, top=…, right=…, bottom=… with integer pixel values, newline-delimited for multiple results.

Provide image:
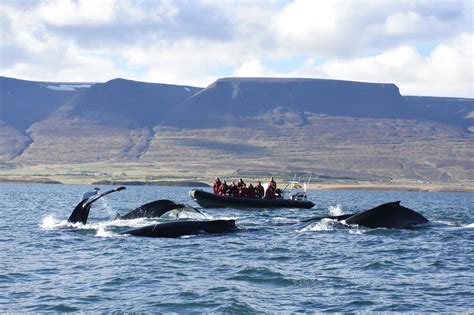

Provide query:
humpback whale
left=121, top=219, right=237, bottom=238
left=116, top=199, right=203, bottom=220
left=302, top=201, right=429, bottom=229
left=68, top=186, right=126, bottom=224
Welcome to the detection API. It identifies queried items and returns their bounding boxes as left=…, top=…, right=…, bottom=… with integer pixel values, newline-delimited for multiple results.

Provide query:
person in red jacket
left=213, top=177, right=222, bottom=194
left=265, top=184, right=276, bottom=199
left=269, top=177, right=277, bottom=189
left=255, top=181, right=264, bottom=199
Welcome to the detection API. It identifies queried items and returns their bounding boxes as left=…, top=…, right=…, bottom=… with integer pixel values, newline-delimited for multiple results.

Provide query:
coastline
left=310, top=183, right=474, bottom=193
left=0, top=176, right=471, bottom=193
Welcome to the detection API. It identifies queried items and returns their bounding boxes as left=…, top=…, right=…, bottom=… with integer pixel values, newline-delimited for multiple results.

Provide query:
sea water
left=0, top=183, right=473, bottom=312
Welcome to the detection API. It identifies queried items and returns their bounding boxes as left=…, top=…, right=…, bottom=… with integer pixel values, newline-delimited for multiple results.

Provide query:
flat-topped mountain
left=0, top=75, right=472, bottom=185
left=165, top=77, right=414, bottom=127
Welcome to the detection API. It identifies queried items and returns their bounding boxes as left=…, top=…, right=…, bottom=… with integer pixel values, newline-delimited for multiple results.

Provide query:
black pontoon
left=189, top=189, right=315, bottom=209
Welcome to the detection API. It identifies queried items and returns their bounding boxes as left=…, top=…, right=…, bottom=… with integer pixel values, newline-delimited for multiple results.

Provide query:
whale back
left=119, top=199, right=192, bottom=220
left=122, top=219, right=237, bottom=238
left=345, top=201, right=429, bottom=229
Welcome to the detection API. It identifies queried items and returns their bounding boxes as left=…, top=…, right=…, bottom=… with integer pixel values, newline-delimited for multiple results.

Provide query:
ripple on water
left=1, top=184, right=473, bottom=312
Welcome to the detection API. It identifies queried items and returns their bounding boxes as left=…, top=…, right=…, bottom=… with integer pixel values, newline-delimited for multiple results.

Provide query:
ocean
left=1, top=183, right=473, bottom=312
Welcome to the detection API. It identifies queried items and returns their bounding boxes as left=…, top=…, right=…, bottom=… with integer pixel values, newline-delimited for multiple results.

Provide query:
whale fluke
left=302, top=201, right=428, bottom=229
left=121, top=219, right=237, bottom=238
left=68, top=186, right=126, bottom=224
left=117, top=199, right=203, bottom=220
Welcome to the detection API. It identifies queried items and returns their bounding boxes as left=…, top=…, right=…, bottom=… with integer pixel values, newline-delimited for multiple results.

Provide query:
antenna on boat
left=304, top=174, right=312, bottom=193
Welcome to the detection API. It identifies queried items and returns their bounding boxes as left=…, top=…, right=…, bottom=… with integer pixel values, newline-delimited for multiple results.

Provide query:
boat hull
left=190, top=189, right=315, bottom=209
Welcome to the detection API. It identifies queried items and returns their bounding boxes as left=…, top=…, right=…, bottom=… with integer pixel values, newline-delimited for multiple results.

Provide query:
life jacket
left=213, top=181, right=221, bottom=194
left=229, top=185, right=238, bottom=197
left=247, top=186, right=255, bottom=198
left=219, top=184, right=228, bottom=195
left=255, top=184, right=264, bottom=198
left=239, top=187, right=248, bottom=198
left=265, top=186, right=276, bottom=199
left=269, top=179, right=277, bottom=189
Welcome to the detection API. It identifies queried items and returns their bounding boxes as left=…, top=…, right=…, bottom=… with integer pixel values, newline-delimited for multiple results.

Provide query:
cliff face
left=164, top=78, right=413, bottom=127
left=57, top=78, right=202, bottom=127
left=0, top=76, right=88, bottom=132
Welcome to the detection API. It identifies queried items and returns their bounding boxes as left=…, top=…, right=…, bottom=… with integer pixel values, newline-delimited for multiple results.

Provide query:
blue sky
left=0, top=0, right=473, bottom=97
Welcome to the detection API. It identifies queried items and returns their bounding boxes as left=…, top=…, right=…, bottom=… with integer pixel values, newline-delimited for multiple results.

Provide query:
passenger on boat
left=265, top=184, right=276, bottom=199
left=247, top=183, right=256, bottom=198
left=229, top=182, right=239, bottom=197
left=219, top=181, right=229, bottom=195
left=255, top=181, right=264, bottom=199
left=269, top=177, right=277, bottom=189
left=237, top=178, right=246, bottom=189
left=213, top=178, right=222, bottom=194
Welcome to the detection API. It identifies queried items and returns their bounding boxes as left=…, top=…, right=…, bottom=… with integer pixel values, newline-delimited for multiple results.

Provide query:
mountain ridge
left=0, top=75, right=472, bottom=185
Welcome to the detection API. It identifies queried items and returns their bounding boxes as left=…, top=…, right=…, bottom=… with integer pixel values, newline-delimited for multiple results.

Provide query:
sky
left=0, top=0, right=473, bottom=97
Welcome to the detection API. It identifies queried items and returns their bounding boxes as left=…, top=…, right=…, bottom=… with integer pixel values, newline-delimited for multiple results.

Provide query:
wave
left=273, top=217, right=300, bottom=224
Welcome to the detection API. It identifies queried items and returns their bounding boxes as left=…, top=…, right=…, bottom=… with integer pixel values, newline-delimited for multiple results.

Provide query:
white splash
left=40, top=215, right=66, bottom=229
left=160, top=209, right=207, bottom=220
left=301, top=218, right=335, bottom=232
left=348, top=228, right=365, bottom=235
left=95, top=224, right=117, bottom=238
left=465, top=223, right=474, bottom=228
left=328, top=204, right=344, bottom=216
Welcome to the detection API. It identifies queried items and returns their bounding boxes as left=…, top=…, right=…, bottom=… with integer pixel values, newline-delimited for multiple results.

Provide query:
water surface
left=1, top=183, right=473, bottom=312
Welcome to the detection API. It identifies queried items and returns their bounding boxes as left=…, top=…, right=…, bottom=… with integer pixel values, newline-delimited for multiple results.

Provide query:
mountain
left=55, top=78, right=202, bottom=127
left=405, top=96, right=474, bottom=130
left=0, top=76, right=90, bottom=132
left=0, top=75, right=472, bottom=185
left=164, top=77, right=414, bottom=127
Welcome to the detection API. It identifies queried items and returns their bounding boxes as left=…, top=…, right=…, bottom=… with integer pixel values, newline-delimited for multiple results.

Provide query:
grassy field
left=1, top=115, right=472, bottom=192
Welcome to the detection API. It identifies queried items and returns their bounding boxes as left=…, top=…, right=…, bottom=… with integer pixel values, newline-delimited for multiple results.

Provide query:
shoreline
left=310, top=183, right=474, bottom=193
left=0, top=177, right=472, bottom=193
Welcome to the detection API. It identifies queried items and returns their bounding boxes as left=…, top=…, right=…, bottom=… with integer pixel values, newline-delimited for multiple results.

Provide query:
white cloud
left=0, top=0, right=472, bottom=97
left=36, top=0, right=117, bottom=26
left=292, top=34, right=474, bottom=97
left=233, top=60, right=268, bottom=77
